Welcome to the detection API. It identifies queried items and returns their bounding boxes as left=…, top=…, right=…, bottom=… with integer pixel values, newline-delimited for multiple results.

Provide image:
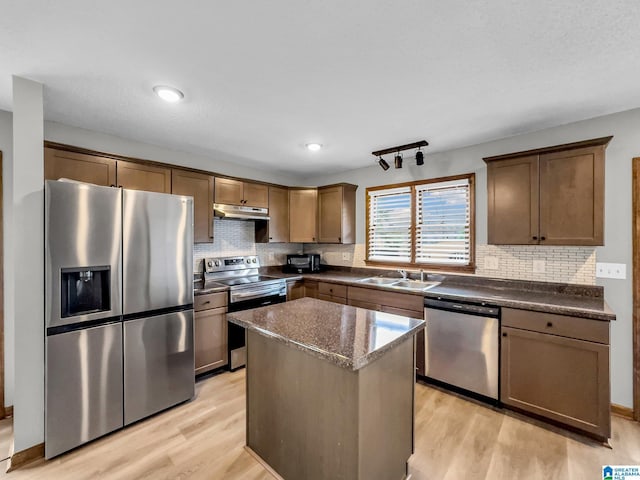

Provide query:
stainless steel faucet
left=397, top=269, right=408, bottom=279
left=420, top=269, right=425, bottom=282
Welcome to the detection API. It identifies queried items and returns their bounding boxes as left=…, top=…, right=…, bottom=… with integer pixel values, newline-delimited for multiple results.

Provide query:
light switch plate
left=532, top=260, right=546, bottom=274
left=596, top=262, right=626, bottom=279
left=484, top=256, right=499, bottom=270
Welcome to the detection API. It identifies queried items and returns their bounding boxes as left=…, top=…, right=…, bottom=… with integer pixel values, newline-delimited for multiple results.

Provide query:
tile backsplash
left=304, top=243, right=597, bottom=285
left=193, top=219, right=302, bottom=273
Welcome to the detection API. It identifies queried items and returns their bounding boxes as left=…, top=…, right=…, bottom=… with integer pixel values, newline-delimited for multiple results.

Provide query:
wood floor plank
left=0, top=369, right=637, bottom=480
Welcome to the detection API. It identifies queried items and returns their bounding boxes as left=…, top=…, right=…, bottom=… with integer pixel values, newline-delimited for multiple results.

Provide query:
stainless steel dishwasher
left=424, top=297, right=500, bottom=400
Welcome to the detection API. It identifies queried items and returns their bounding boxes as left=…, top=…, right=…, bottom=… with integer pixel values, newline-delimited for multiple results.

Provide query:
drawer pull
left=502, top=332, right=507, bottom=337
left=532, top=236, right=538, bottom=240
left=203, top=301, right=211, bottom=305
left=546, top=321, right=553, bottom=327
left=540, top=236, right=546, bottom=241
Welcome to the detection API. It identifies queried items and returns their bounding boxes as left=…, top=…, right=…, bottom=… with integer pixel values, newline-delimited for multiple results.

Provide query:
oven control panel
left=204, top=255, right=260, bottom=273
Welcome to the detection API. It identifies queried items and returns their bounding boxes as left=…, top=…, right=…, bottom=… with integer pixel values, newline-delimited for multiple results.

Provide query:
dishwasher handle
left=424, top=297, right=500, bottom=318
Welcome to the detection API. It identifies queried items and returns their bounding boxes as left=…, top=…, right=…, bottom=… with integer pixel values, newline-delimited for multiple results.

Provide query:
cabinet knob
left=269, top=237, right=273, bottom=240
left=532, top=236, right=538, bottom=240
left=329, top=289, right=333, bottom=293
left=540, top=236, right=546, bottom=241
left=312, top=237, right=315, bottom=241
left=502, top=332, right=507, bottom=337
left=546, top=321, right=553, bottom=327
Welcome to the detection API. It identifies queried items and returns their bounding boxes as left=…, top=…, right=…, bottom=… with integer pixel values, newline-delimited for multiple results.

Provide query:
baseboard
left=611, top=403, right=635, bottom=420
left=6, top=442, right=44, bottom=472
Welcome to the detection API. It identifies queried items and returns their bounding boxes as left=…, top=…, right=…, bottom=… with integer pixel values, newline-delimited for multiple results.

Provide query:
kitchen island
left=227, top=297, right=425, bottom=480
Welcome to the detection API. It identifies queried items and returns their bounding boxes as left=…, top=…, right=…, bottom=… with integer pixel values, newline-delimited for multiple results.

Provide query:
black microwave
left=284, top=254, right=321, bottom=273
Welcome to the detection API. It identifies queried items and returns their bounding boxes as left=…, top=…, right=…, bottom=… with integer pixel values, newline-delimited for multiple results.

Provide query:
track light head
left=378, top=157, right=390, bottom=171
left=416, top=149, right=424, bottom=166
left=394, top=153, right=403, bottom=169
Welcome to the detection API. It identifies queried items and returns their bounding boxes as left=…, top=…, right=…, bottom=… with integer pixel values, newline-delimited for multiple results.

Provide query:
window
left=366, top=173, right=475, bottom=271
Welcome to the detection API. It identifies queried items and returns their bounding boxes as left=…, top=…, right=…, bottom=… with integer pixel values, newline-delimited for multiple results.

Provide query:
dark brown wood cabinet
left=289, top=188, right=318, bottom=243
left=171, top=169, right=214, bottom=243
left=214, top=177, right=269, bottom=208
left=117, top=160, right=171, bottom=193
left=317, top=184, right=357, bottom=244
left=484, top=137, right=611, bottom=246
left=194, top=292, right=228, bottom=375
left=500, top=308, right=610, bottom=440
left=256, top=186, right=289, bottom=243
left=44, top=147, right=116, bottom=186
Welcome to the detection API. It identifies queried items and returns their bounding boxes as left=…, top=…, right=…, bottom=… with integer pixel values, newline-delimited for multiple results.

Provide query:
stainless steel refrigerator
left=45, top=180, right=194, bottom=459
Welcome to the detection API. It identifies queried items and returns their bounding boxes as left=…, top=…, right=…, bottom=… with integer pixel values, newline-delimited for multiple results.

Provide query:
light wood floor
left=0, top=418, right=12, bottom=462
left=1, top=370, right=638, bottom=479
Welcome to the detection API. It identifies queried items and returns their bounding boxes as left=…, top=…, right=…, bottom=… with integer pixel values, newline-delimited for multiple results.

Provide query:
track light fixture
left=371, top=140, right=428, bottom=172
left=394, top=152, right=403, bottom=169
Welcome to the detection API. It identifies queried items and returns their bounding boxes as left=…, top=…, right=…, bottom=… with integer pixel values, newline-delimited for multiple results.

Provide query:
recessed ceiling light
left=306, top=143, right=322, bottom=152
left=153, top=85, right=184, bottom=103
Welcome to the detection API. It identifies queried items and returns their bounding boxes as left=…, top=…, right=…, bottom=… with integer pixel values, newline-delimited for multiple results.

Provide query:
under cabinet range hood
left=213, top=203, right=270, bottom=221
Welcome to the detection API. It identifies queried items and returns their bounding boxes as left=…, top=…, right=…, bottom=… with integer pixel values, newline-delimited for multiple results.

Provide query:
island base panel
left=246, top=330, right=414, bottom=480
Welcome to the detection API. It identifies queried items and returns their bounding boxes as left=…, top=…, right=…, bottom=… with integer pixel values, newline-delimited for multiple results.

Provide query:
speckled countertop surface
left=262, top=267, right=615, bottom=321
left=227, top=297, right=425, bottom=370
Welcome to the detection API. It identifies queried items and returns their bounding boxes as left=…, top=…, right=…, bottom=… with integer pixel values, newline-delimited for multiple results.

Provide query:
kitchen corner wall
left=194, top=219, right=302, bottom=272
left=305, top=243, right=597, bottom=285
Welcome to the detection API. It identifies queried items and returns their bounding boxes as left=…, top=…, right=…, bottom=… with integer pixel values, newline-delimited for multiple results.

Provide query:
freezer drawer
left=45, top=323, right=123, bottom=459
left=122, top=189, right=193, bottom=315
left=424, top=307, right=499, bottom=399
left=124, top=310, right=195, bottom=425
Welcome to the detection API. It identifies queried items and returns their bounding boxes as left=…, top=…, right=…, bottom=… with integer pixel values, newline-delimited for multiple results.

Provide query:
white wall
left=0, top=109, right=14, bottom=407
left=305, top=108, right=640, bottom=409
left=12, top=77, right=44, bottom=452
left=44, top=121, right=304, bottom=186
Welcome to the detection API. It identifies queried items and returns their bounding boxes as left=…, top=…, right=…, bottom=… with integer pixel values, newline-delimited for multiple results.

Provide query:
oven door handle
left=231, top=287, right=284, bottom=301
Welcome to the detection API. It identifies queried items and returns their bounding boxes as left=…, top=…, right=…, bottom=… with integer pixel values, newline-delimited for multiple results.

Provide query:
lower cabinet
left=286, top=280, right=305, bottom=301
left=501, top=309, right=611, bottom=440
left=194, top=293, right=228, bottom=375
left=303, top=280, right=319, bottom=299
left=318, top=282, right=347, bottom=304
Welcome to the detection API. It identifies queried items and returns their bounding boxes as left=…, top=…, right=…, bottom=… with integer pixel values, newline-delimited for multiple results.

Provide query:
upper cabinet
left=45, top=147, right=116, bottom=186
left=256, top=186, right=289, bottom=243
left=485, top=136, right=611, bottom=246
left=289, top=188, right=318, bottom=243
left=117, top=161, right=171, bottom=193
left=317, top=184, right=357, bottom=244
left=171, top=169, right=214, bottom=243
left=214, top=177, right=268, bottom=208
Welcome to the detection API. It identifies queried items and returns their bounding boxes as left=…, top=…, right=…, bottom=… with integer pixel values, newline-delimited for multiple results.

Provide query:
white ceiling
left=2, top=1, right=640, bottom=177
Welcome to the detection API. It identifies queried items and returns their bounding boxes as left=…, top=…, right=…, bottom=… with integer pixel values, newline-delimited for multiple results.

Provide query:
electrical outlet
left=532, top=260, right=546, bottom=274
left=484, top=256, right=499, bottom=270
left=596, top=262, right=626, bottom=279
left=342, top=252, right=351, bottom=261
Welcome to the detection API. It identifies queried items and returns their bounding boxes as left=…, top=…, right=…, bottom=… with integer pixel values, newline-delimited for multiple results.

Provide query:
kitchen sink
left=358, top=277, right=399, bottom=285
left=388, top=280, right=441, bottom=291
left=358, top=277, right=440, bottom=291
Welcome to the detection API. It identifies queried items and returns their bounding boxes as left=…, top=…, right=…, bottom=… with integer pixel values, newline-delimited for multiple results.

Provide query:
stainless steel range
left=203, top=255, right=286, bottom=370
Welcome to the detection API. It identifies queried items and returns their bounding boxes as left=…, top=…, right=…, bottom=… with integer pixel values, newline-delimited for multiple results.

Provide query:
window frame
left=365, top=172, right=476, bottom=273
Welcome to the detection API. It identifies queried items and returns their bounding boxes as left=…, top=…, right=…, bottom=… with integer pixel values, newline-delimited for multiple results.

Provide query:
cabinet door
left=287, top=280, right=305, bottom=301
left=194, top=307, right=228, bottom=375
left=243, top=182, right=269, bottom=208
left=416, top=329, right=425, bottom=377
left=268, top=186, right=289, bottom=242
left=289, top=189, right=318, bottom=242
left=318, top=186, right=343, bottom=243
left=487, top=155, right=539, bottom=244
left=214, top=178, right=243, bottom=205
left=45, top=148, right=116, bottom=186
left=117, top=161, right=171, bottom=193
left=539, top=146, right=604, bottom=245
left=304, top=280, right=319, bottom=299
left=501, top=326, right=610, bottom=438
left=172, top=169, right=214, bottom=243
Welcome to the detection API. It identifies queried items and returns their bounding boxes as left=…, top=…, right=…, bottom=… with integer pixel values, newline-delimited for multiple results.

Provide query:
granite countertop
left=261, top=267, right=615, bottom=321
left=227, top=297, right=425, bottom=370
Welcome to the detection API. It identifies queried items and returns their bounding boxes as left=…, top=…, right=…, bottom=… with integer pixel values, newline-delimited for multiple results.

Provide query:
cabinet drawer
left=318, top=282, right=347, bottom=299
left=195, top=292, right=227, bottom=312
left=348, top=299, right=381, bottom=311
left=348, top=286, right=423, bottom=312
left=502, top=308, right=609, bottom=344
left=318, top=294, right=347, bottom=305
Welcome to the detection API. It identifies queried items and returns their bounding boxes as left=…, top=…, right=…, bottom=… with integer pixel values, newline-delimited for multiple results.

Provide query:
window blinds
left=367, top=186, right=412, bottom=262
left=415, top=179, right=471, bottom=265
